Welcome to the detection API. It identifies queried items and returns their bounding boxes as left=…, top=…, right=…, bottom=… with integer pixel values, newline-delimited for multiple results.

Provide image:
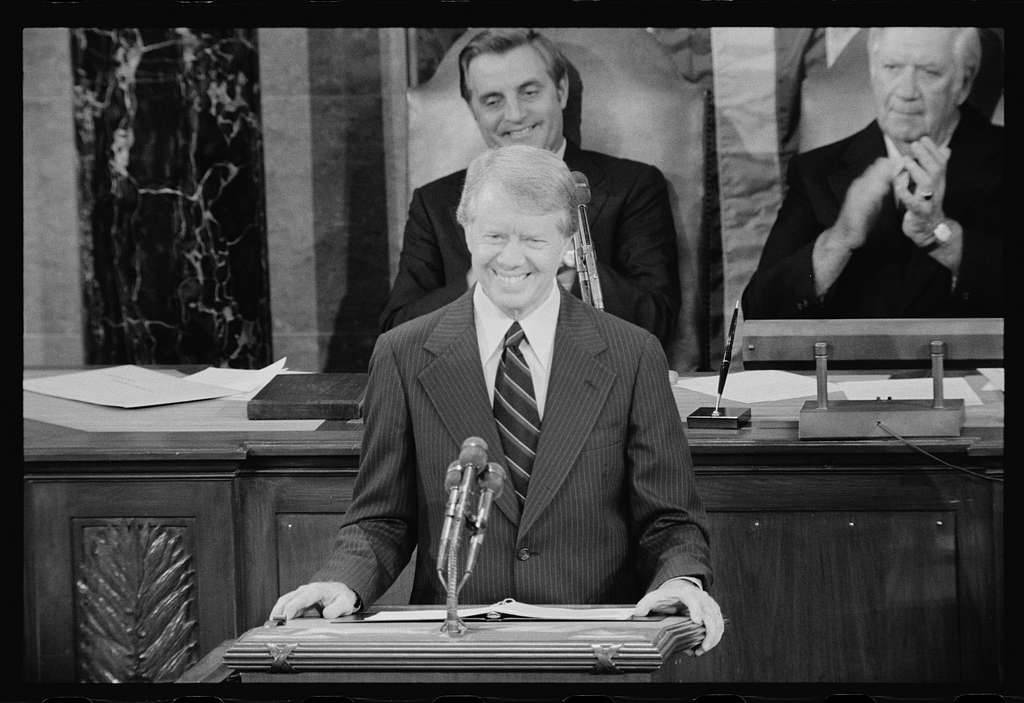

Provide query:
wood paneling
left=239, top=474, right=415, bottom=631
left=24, top=477, right=237, bottom=682
left=683, top=511, right=958, bottom=682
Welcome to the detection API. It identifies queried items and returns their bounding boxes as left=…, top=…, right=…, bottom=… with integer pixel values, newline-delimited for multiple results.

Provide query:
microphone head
left=570, top=171, right=591, bottom=206
left=459, top=436, right=488, bottom=469
left=444, top=460, right=463, bottom=490
left=478, top=462, right=506, bottom=496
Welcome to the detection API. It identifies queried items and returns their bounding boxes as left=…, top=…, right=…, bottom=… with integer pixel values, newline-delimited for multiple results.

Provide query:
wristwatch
left=933, top=220, right=953, bottom=244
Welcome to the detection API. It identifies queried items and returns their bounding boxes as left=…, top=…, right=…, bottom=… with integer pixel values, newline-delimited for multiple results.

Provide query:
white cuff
left=659, top=576, right=703, bottom=591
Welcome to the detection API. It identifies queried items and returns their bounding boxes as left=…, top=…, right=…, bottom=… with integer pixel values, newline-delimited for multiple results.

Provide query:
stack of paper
left=23, top=358, right=289, bottom=408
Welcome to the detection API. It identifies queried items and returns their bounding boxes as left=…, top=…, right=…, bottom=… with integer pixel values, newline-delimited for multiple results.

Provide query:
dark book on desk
left=246, top=373, right=367, bottom=420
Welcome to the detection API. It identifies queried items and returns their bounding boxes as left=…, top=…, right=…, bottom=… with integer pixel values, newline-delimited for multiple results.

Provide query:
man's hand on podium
left=270, top=581, right=360, bottom=622
left=633, top=579, right=724, bottom=656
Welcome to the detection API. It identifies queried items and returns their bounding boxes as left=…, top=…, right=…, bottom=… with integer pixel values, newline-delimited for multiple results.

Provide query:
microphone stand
left=436, top=440, right=505, bottom=638
left=441, top=464, right=476, bottom=636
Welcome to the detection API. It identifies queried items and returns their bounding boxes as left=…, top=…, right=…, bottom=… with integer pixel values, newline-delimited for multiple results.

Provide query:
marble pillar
left=70, top=28, right=270, bottom=367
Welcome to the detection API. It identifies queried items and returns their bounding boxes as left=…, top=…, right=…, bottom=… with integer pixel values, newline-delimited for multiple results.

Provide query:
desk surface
left=23, top=367, right=1004, bottom=463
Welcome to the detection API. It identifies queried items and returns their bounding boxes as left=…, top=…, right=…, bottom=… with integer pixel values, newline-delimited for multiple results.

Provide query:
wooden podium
left=221, top=606, right=706, bottom=683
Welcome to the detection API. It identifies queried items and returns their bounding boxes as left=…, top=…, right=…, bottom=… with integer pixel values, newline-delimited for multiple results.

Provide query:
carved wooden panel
left=74, top=519, right=198, bottom=683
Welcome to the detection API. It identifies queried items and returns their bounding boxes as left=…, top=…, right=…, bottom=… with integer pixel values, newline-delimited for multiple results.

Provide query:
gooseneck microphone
left=436, top=460, right=465, bottom=576
left=569, top=171, right=604, bottom=310
left=436, top=437, right=505, bottom=636
left=461, top=462, right=506, bottom=582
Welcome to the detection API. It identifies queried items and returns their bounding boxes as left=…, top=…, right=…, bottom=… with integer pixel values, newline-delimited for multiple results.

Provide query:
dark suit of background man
left=380, top=28, right=681, bottom=348
left=273, top=144, right=724, bottom=656
left=742, top=27, right=1003, bottom=319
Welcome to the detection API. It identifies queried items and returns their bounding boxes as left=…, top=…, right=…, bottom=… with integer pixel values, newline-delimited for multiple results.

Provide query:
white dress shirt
left=473, top=280, right=560, bottom=418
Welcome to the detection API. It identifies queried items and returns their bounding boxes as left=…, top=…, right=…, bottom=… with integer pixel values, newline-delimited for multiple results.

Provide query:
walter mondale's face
left=464, top=44, right=568, bottom=152
left=870, top=28, right=970, bottom=145
left=465, top=181, right=571, bottom=320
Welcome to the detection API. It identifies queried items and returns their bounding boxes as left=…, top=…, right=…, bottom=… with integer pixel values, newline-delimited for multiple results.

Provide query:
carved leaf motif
left=76, top=519, right=198, bottom=683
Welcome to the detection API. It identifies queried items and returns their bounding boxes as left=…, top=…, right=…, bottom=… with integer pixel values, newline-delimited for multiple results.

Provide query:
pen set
left=686, top=300, right=752, bottom=429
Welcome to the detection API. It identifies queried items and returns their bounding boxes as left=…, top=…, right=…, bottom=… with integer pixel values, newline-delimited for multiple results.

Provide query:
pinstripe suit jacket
left=313, top=288, right=712, bottom=606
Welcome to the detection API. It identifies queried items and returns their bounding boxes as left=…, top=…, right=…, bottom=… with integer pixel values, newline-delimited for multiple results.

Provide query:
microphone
left=568, top=171, right=604, bottom=309
left=462, top=462, right=506, bottom=580
left=571, top=171, right=591, bottom=205
left=438, top=438, right=490, bottom=585
left=458, top=436, right=488, bottom=471
left=436, top=460, right=464, bottom=575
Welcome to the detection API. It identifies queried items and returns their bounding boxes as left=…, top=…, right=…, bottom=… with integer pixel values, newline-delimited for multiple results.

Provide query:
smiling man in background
left=380, top=28, right=681, bottom=349
left=742, top=27, right=1003, bottom=319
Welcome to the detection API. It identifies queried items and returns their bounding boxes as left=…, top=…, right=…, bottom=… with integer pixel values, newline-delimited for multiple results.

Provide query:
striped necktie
left=493, top=322, right=541, bottom=506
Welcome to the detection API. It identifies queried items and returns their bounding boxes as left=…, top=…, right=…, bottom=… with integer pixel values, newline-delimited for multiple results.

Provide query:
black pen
left=712, top=300, right=740, bottom=417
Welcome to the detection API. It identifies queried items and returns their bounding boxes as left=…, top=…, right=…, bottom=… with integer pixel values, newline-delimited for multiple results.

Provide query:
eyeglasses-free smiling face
left=464, top=182, right=571, bottom=320
left=464, top=44, right=568, bottom=152
left=870, top=27, right=971, bottom=147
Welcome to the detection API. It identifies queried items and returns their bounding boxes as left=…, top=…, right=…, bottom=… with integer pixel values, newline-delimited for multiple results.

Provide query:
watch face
left=934, top=222, right=953, bottom=243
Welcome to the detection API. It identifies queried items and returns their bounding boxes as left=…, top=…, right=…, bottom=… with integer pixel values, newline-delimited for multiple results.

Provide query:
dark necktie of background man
left=492, top=322, right=541, bottom=506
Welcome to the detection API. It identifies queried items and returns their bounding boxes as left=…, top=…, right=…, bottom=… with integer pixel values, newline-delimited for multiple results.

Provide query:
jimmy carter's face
left=465, top=181, right=570, bottom=319
left=465, top=44, right=568, bottom=152
left=870, top=28, right=969, bottom=145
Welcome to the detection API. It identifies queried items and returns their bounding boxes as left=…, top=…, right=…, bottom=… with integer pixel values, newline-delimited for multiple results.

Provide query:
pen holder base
left=687, top=407, right=751, bottom=429
left=798, top=399, right=964, bottom=439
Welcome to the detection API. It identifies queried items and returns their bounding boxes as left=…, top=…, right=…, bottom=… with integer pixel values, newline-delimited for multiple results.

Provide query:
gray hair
left=867, top=27, right=982, bottom=90
left=456, top=145, right=579, bottom=238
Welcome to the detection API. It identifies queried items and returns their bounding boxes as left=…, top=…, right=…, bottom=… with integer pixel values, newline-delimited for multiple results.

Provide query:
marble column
left=70, top=28, right=270, bottom=367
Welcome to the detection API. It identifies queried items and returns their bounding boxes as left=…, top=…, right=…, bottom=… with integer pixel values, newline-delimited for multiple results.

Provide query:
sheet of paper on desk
left=834, top=377, right=983, bottom=406
left=22, top=365, right=239, bottom=408
left=184, top=357, right=296, bottom=400
left=977, top=368, right=1004, bottom=392
left=676, top=370, right=840, bottom=403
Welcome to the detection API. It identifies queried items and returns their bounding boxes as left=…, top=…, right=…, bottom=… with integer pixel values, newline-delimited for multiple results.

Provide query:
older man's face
left=465, top=181, right=571, bottom=320
left=465, top=45, right=568, bottom=152
left=870, top=28, right=971, bottom=146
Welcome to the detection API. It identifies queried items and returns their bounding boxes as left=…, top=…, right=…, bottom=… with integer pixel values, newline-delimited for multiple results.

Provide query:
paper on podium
left=361, top=598, right=636, bottom=622
left=23, top=359, right=291, bottom=408
left=977, top=368, right=1004, bottom=392
left=184, top=357, right=292, bottom=400
left=676, top=369, right=840, bottom=403
left=23, top=365, right=239, bottom=408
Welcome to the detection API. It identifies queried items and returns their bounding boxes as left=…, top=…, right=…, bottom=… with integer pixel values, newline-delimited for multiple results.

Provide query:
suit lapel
left=519, top=291, right=614, bottom=537
left=418, top=292, right=521, bottom=526
left=445, top=171, right=471, bottom=261
left=565, top=143, right=611, bottom=227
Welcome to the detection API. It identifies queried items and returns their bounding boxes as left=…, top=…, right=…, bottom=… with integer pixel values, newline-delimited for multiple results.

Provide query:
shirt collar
left=882, top=132, right=952, bottom=161
left=554, top=138, right=567, bottom=161
left=473, top=281, right=561, bottom=371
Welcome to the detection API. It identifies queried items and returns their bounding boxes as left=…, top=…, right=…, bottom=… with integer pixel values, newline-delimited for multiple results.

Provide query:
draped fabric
left=710, top=28, right=784, bottom=367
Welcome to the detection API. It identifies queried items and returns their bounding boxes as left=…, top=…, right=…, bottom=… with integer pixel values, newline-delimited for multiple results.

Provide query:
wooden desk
left=23, top=368, right=1004, bottom=685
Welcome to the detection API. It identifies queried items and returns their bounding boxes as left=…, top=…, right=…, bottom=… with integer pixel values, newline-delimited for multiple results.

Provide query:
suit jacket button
left=517, top=548, right=531, bottom=561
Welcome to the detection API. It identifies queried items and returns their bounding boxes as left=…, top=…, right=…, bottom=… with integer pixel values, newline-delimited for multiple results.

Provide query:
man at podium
left=271, top=145, right=723, bottom=656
